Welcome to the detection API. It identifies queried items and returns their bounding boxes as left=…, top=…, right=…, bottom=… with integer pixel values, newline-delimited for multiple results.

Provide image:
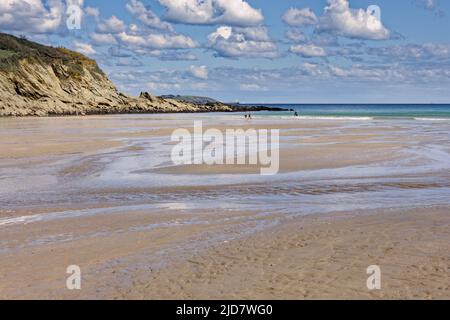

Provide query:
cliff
left=0, top=33, right=232, bottom=116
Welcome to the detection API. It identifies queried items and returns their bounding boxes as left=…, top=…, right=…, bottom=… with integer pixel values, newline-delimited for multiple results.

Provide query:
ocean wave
left=297, top=116, right=374, bottom=121
left=252, top=115, right=450, bottom=121
left=414, top=117, right=450, bottom=121
left=254, top=115, right=375, bottom=121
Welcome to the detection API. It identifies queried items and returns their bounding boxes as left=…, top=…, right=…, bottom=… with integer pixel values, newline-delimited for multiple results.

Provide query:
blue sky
left=1, top=0, right=450, bottom=103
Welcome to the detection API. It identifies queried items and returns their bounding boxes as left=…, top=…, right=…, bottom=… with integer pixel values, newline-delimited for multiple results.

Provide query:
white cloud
left=424, top=0, right=436, bottom=9
left=85, top=6, right=100, bottom=18
left=141, top=49, right=198, bottom=61
left=189, top=65, right=208, bottom=79
left=111, top=68, right=215, bottom=95
left=89, top=32, right=117, bottom=45
left=235, top=26, right=271, bottom=41
left=317, top=0, right=390, bottom=40
left=0, top=0, right=63, bottom=33
left=147, top=33, right=197, bottom=49
left=67, top=0, right=83, bottom=5
left=207, top=26, right=233, bottom=43
left=87, top=2, right=197, bottom=57
left=240, top=83, right=268, bottom=91
left=420, top=0, right=441, bottom=11
left=157, top=0, right=263, bottom=26
left=110, top=63, right=450, bottom=101
left=327, top=64, right=400, bottom=80
left=286, top=29, right=307, bottom=43
left=289, top=44, right=326, bottom=58
left=283, top=8, right=318, bottom=26
left=420, top=0, right=445, bottom=16
left=108, top=46, right=132, bottom=57
left=117, top=32, right=146, bottom=47
left=97, top=15, right=126, bottom=33
left=73, top=41, right=96, bottom=56
left=303, top=62, right=318, bottom=72
left=128, top=24, right=140, bottom=34
left=147, top=81, right=181, bottom=91
left=126, top=0, right=173, bottom=31
left=329, top=65, right=349, bottom=77
left=116, top=57, right=143, bottom=67
left=213, top=0, right=263, bottom=26
left=208, top=26, right=278, bottom=59
left=368, top=43, right=450, bottom=60
left=117, top=31, right=197, bottom=50
left=158, top=0, right=212, bottom=24
left=284, top=1, right=390, bottom=42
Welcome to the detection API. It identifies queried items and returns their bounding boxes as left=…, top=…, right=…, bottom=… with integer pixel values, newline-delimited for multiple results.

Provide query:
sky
left=1, top=0, right=450, bottom=103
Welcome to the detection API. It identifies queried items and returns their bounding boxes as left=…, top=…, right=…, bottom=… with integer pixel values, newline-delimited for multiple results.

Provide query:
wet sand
left=0, top=114, right=449, bottom=299
left=0, top=205, right=448, bottom=300
left=128, top=206, right=450, bottom=300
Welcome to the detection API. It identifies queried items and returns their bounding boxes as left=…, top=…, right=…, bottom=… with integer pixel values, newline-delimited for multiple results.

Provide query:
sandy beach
left=0, top=113, right=449, bottom=299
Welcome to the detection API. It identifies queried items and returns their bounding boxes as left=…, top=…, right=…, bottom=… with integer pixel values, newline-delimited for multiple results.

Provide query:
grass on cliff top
left=0, top=49, right=17, bottom=59
left=0, top=33, right=104, bottom=78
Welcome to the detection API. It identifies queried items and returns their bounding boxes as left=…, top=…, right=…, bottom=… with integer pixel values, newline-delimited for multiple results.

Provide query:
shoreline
left=0, top=106, right=291, bottom=118
left=3, top=108, right=450, bottom=120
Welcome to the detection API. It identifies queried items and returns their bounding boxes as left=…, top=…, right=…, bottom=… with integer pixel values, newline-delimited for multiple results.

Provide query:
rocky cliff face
left=0, top=33, right=232, bottom=116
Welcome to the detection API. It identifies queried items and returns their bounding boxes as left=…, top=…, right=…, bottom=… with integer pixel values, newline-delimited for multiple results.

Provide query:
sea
left=245, top=104, right=450, bottom=121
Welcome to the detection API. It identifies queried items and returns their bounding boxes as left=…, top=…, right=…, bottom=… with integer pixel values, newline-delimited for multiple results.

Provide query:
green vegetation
left=0, top=33, right=104, bottom=79
left=0, top=48, right=20, bottom=72
left=0, top=49, right=16, bottom=59
left=160, top=95, right=220, bottom=105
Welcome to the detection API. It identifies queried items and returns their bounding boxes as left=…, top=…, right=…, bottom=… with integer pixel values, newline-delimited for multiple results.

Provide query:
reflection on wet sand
left=0, top=114, right=449, bottom=299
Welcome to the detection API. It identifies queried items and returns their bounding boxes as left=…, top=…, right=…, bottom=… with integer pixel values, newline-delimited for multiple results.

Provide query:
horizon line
left=230, top=102, right=450, bottom=105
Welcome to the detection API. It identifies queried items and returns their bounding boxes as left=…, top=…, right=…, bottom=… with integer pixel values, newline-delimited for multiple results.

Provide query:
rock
left=139, top=92, right=154, bottom=101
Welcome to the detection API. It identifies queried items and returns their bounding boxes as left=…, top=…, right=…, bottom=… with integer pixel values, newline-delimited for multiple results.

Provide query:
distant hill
left=159, top=95, right=220, bottom=105
left=159, top=95, right=290, bottom=112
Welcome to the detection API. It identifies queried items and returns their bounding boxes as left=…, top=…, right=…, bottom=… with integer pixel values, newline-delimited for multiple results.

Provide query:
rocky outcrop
left=0, top=33, right=233, bottom=117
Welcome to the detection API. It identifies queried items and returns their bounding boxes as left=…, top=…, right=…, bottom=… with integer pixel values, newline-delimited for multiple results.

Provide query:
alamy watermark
left=66, top=265, right=81, bottom=290
left=367, top=5, right=382, bottom=21
left=366, top=265, right=381, bottom=290
left=171, top=121, right=280, bottom=175
left=66, top=2, right=82, bottom=30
